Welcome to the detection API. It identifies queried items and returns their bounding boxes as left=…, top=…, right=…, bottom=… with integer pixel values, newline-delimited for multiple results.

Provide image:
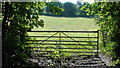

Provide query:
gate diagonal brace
left=62, top=32, right=98, bottom=55
left=38, top=32, right=58, bottom=45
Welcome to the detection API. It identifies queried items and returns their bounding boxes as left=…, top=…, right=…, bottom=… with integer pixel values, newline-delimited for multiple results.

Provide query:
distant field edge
left=27, top=30, right=99, bottom=33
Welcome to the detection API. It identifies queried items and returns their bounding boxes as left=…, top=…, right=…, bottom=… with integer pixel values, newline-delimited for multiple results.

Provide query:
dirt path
left=99, top=53, right=115, bottom=66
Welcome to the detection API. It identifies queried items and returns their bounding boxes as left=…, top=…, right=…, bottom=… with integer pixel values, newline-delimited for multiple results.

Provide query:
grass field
left=27, top=15, right=100, bottom=59
left=32, top=15, right=99, bottom=31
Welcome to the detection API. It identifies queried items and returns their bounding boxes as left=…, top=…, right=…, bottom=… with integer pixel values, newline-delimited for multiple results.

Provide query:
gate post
left=59, top=32, right=61, bottom=45
left=59, top=32, right=61, bottom=54
left=97, top=30, right=99, bottom=55
left=102, top=30, right=105, bottom=47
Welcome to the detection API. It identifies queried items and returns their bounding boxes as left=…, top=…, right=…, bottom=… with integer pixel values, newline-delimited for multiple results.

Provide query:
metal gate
left=25, top=30, right=106, bottom=67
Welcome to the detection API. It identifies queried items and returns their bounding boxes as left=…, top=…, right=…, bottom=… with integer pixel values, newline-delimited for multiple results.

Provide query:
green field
left=27, top=16, right=100, bottom=59
left=32, top=15, right=99, bottom=31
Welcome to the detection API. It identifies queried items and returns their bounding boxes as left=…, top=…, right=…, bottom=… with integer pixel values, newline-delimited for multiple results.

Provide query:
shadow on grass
left=41, top=14, right=93, bottom=18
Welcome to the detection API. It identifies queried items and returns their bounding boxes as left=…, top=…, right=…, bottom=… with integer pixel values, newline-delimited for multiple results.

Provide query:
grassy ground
left=32, top=15, right=99, bottom=31
left=27, top=15, right=100, bottom=58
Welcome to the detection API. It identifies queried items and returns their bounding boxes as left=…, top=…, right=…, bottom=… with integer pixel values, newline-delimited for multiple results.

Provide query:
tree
left=53, top=2, right=63, bottom=8
left=81, top=2, right=120, bottom=63
left=2, top=2, right=63, bottom=67
left=63, top=2, right=78, bottom=16
left=46, top=3, right=50, bottom=14
left=46, top=2, right=63, bottom=15
left=79, top=2, right=91, bottom=17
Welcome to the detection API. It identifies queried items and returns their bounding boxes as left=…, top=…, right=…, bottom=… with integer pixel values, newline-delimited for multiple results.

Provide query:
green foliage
left=45, top=2, right=93, bottom=17
left=79, top=2, right=91, bottom=17
left=81, top=2, right=120, bottom=60
left=114, top=59, right=120, bottom=64
left=46, top=2, right=63, bottom=15
left=62, top=2, right=78, bottom=16
left=47, top=2, right=63, bottom=15
left=2, top=2, right=63, bottom=67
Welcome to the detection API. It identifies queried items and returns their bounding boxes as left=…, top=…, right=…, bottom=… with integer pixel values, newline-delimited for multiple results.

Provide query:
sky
left=59, top=0, right=95, bottom=4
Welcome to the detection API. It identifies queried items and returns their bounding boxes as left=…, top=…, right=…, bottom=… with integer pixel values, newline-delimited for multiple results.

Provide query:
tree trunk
left=2, top=2, right=8, bottom=40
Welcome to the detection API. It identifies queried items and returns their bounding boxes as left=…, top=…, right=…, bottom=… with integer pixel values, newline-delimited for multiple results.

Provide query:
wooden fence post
left=97, top=30, right=99, bottom=55
left=2, top=52, right=9, bottom=68
left=59, top=32, right=61, bottom=54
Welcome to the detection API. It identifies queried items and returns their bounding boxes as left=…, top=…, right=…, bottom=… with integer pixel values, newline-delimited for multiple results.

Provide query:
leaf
left=35, top=10, right=38, bottom=13
left=61, top=8, right=64, bottom=11
left=86, top=2, right=89, bottom=4
left=91, top=11, right=94, bottom=15
left=86, top=13, right=90, bottom=16
left=101, top=5, right=104, bottom=9
left=26, top=7, right=29, bottom=10
left=38, top=20, right=44, bottom=27
left=80, top=7, right=85, bottom=11
left=22, top=45, right=25, bottom=49
left=85, top=8, right=89, bottom=12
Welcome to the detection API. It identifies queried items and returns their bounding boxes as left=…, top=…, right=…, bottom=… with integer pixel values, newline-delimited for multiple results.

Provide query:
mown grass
left=32, top=15, right=99, bottom=31
left=27, top=15, right=99, bottom=58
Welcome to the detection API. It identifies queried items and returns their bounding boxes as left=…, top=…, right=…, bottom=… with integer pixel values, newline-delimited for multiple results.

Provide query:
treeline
left=40, top=2, right=93, bottom=17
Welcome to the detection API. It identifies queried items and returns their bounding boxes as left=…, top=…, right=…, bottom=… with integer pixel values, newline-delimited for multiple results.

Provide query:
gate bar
left=27, top=31, right=98, bottom=33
